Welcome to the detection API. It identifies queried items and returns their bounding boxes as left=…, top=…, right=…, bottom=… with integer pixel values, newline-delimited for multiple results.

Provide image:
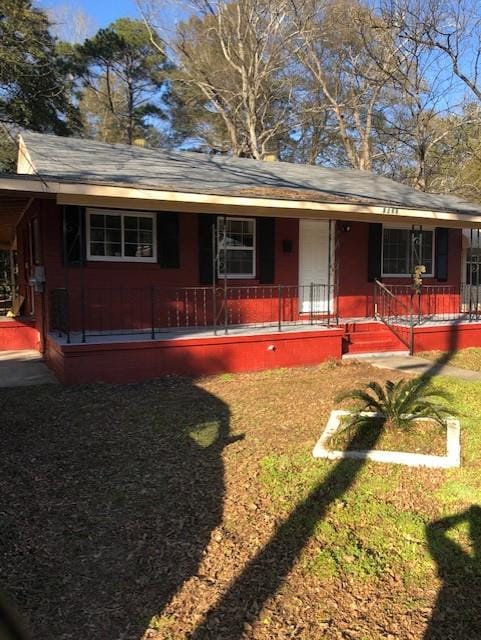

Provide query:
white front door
left=298, top=219, right=334, bottom=313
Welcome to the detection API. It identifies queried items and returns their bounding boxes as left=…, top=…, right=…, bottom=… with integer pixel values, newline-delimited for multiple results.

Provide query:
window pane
left=106, top=229, right=121, bottom=243
left=90, top=242, right=105, bottom=256
left=139, top=217, right=153, bottom=231
left=124, top=230, right=138, bottom=243
left=420, top=231, right=433, bottom=272
left=139, top=230, right=152, bottom=243
left=217, top=218, right=255, bottom=276
left=383, top=228, right=409, bottom=274
left=383, top=228, right=434, bottom=275
left=124, top=216, right=137, bottom=230
left=89, top=211, right=154, bottom=260
left=106, top=215, right=121, bottom=229
left=90, top=229, right=104, bottom=242
left=219, top=218, right=254, bottom=248
left=105, top=242, right=122, bottom=257
left=90, top=214, right=105, bottom=228
left=125, top=243, right=153, bottom=258
left=225, top=249, right=254, bottom=275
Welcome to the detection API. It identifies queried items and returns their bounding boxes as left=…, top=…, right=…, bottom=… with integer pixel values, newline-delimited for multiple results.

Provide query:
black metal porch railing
left=49, top=283, right=337, bottom=343
left=50, top=288, right=70, bottom=335
left=374, top=280, right=415, bottom=353
left=374, top=280, right=481, bottom=354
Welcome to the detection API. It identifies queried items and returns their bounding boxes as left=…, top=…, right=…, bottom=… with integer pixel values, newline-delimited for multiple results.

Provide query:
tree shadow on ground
left=0, top=377, right=237, bottom=640
left=425, top=506, right=481, bottom=639
left=190, top=418, right=385, bottom=639
left=189, top=320, right=463, bottom=639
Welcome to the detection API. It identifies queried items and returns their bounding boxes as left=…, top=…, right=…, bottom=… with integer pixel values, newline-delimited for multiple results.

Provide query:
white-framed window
left=86, top=208, right=157, bottom=262
left=217, top=217, right=256, bottom=278
left=382, top=226, right=434, bottom=277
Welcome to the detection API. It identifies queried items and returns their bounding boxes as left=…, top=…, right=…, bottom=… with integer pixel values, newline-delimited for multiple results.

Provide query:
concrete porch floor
left=0, top=350, right=57, bottom=387
left=50, top=321, right=341, bottom=345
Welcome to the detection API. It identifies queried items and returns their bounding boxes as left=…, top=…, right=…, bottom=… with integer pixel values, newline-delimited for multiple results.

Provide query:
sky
left=38, top=0, right=139, bottom=32
left=37, top=0, right=185, bottom=44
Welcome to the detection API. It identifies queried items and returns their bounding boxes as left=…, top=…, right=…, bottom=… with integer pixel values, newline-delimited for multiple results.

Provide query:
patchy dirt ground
left=1, top=361, right=480, bottom=640
left=419, top=347, right=481, bottom=372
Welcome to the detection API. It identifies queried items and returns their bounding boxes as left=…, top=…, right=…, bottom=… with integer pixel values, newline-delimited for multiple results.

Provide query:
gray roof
left=20, top=131, right=481, bottom=216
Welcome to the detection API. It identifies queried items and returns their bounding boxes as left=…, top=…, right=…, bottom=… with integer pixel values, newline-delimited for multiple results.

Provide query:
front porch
left=40, top=281, right=481, bottom=383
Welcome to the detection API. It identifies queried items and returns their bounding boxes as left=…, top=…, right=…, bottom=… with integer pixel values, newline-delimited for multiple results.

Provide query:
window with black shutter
left=62, top=205, right=86, bottom=266
left=157, top=213, right=179, bottom=268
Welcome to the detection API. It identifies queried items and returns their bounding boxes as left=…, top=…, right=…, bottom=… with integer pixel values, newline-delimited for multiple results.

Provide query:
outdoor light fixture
left=342, top=224, right=352, bottom=232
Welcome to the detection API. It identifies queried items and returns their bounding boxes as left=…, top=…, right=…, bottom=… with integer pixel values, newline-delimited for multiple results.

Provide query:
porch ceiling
left=0, top=194, right=32, bottom=249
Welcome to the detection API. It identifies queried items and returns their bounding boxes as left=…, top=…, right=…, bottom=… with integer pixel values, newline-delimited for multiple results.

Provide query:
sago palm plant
left=336, top=377, right=455, bottom=431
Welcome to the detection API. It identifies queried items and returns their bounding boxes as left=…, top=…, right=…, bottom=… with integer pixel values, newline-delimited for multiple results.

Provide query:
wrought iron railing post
left=278, top=285, right=282, bottom=332
left=65, top=290, right=71, bottom=345
left=409, top=291, right=415, bottom=356
left=150, top=285, right=155, bottom=340
left=213, top=285, right=217, bottom=336
left=80, top=284, right=86, bottom=344
left=224, top=288, right=228, bottom=335
left=309, top=283, right=314, bottom=325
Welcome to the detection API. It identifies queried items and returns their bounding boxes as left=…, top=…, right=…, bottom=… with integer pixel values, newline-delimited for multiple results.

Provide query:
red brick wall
left=14, top=202, right=465, bottom=342
left=45, top=329, right=344, bottom=384
left=37, top=203, right=301, bottom=333
left=336, top=222, right=463, bottom=318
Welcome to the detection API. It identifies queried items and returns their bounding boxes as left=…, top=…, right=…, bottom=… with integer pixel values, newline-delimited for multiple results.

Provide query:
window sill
left=87, top=257, right=157, bottom=264
left=217, top=275, right=256, bottom=280
left=381, top=274, right=434, bottom=279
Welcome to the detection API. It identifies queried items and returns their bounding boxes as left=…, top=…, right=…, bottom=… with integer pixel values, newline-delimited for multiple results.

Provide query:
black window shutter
left=435, top=227, right=449, bottom=282
left=157, top=212, right=179, bottom=268
left=258, top=217, right=276, bottom=284
left=367, top=223, right=382, bottom=282
left=199, top=214, right=216, bottom=285
left=62, top=205, right=86, bottom=266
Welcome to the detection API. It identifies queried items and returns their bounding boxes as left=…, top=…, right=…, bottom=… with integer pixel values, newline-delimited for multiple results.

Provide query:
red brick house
left=1, top=131, right=481, bottom=384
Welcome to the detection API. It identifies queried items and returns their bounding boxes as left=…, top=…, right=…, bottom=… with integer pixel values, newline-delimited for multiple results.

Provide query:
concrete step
left=342, top=351, right=410, bottom=360
left=346, top=340, right=408, bottom=354
left=344, top=321, right=384, bottom=333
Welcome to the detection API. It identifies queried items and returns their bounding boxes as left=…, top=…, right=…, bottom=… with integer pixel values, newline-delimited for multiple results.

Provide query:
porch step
left=342, top=351, right=410, bottom=360
left=342, top=321, right=407, bottom=355
left=343, top=321, right=386, bottom=333
left=345, top=338, right=408, bottom=354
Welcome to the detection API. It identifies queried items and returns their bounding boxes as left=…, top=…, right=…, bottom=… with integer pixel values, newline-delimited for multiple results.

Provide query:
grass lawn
left=328, top=417, right=447, bottom=455
left=1, top=361, right=481, bottom=640
left=419, top=346, right=481, bottom=372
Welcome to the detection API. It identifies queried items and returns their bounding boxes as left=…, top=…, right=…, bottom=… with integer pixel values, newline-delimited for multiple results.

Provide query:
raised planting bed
left=313, top=410, right=460, bottom=468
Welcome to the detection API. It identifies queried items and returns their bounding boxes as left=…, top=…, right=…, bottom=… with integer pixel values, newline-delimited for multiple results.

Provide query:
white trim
left=4, top=168, right=481, bottom=228
left=86, top=208, right=157, bottom=263
left=312, top=410, right=460, bottom=468
left=381, top=226, right=435, bottom=278
left=217, top=216, right=256, bottom=279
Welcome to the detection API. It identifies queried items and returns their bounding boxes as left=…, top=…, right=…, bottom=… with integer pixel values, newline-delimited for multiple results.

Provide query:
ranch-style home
left=1, top=131, right=481, bottom=384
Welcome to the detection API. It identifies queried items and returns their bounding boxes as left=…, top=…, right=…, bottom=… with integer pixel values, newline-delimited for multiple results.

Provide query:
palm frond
left=336, top=376, right=456, bottom=433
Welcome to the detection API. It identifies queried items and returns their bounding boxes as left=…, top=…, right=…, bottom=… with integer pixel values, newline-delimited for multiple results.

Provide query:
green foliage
left=70, top=18, right=170, bottom=144
left=0, top=130, right=16, bottom=172
left=261, top=451, right=433, bottom=584
left=336, top=377, right=455, bottom=430
left=0, top=0, right=79, bottom=134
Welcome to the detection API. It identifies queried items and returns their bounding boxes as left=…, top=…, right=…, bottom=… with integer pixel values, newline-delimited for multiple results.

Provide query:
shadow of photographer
left=0, top=377, right=240, bottom=640
left=425, top=505, right=481, bottom=639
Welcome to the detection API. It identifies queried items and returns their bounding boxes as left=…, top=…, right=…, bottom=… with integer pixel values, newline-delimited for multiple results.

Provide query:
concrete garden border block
left=312, top=410, right=460, bottom=468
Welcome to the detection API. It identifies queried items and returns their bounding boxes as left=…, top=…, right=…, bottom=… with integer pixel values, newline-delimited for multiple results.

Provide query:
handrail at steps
left=374, top=279, right=414, bottom=355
